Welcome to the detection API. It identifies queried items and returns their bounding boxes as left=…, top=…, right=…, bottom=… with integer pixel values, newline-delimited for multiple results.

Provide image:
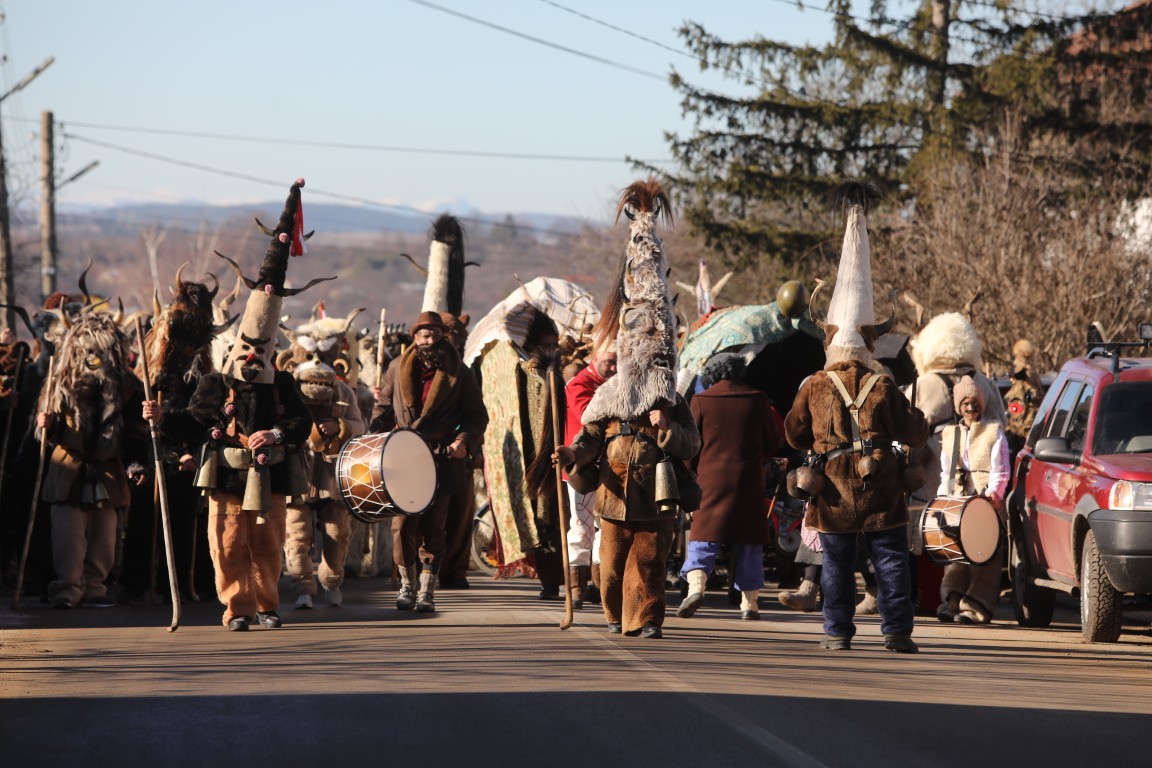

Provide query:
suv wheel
left=1079, top=529, right=1123, bottom=643
left=1008, top=523, right=1055, bottom=627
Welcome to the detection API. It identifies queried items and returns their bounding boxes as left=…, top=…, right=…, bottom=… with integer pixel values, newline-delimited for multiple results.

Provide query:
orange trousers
left=207, top=492, right=287, bottom=626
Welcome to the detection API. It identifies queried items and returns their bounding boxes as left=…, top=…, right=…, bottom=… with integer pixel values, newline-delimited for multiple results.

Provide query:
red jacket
left=564, top=364, right=607, bottom=444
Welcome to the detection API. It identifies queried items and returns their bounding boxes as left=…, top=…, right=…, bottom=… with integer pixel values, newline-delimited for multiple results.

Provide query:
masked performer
left=554, top=179, right=701, bottom=639
left=149, top=179, right=318, bottom=631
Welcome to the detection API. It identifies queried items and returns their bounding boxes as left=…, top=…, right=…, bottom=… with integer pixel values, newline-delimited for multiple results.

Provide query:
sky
left=0, top=0, right=842, bottom=225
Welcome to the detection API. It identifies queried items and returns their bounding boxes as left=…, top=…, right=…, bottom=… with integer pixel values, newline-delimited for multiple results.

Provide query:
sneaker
left=52, top=596, right=74, bottom=610
left=607, top=622, right=622, bottom=634
left=883, top=634, right=919, bottom=653
left=639, top=622, right=663, bottom=639
left=820, top=635, right=852, bottom=651
left=323, top=587, right=342, bottom=607
left=295, top=594, right=313, bottom=610
left=396, top=585, right=416, bottom=611
left=81, top=595, right=116, bottom=609
left=676, top=592, right=704, bottom=619
left=256, top=611, right=283, bottom=629
left=957, top=609, right=990, bottom=625
left=415, top=593, right=435, bottom=613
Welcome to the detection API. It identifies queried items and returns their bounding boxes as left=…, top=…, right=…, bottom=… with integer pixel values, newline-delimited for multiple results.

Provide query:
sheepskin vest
left=941, top=421, right=999, bottom=496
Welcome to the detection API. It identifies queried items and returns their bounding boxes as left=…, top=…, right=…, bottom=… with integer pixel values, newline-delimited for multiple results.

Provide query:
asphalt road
left=2, top=574, right=1150, bottom=768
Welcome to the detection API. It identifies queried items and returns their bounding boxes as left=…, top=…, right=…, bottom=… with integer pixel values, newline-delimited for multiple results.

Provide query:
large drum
left=336, top=429, right=438, bottom=523
left=919, top=495, right=1001, bottom=566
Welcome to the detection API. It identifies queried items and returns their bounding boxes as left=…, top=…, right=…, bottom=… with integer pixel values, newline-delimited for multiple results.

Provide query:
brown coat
left=569, top=396, right=700, bottom=523
left=41, top=411, right=131, bottom=508
left=785, top=361, right=928, bottom=533
left=688, top=381, right=780, bottom=545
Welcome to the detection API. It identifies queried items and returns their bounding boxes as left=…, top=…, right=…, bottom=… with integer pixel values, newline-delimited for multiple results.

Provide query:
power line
left=534, top=0, right=694, bottom=60
left=403, top=0, right=668, bottom=81
left=59, top=132, right=604, bottom=240
left=3, top=115, right=661, bottom=164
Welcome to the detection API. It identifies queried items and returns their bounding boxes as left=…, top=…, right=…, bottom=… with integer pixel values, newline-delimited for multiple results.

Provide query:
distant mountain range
left=55, top=199, right=593, bottom=237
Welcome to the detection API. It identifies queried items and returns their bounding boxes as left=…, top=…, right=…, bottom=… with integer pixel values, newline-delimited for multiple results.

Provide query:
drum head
left=381, top=429, right=438, bottom=514
left=958, top=497, right=1001, bottom=565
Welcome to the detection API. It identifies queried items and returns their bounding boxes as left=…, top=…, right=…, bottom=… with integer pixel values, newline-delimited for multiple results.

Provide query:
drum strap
left=827, top=371, right=881, bottom=452
left=948, top=425, right=966, bottom=495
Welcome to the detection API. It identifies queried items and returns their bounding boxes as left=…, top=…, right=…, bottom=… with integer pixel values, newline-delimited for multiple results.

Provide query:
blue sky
left=1, top=1, right=1119, bottom=224
left=1, top=0, right=841, bottom=222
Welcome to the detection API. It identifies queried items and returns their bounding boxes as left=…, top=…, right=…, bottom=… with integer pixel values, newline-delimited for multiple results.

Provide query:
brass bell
left=242, top=463, right=273, bottom=518
left=655, top=458, right=680, bottom=514
left=793, top=466, right=825, bottom=497
left=857, top=454, right=879, bottom=481
left=195, top=446, right=219, bottom=491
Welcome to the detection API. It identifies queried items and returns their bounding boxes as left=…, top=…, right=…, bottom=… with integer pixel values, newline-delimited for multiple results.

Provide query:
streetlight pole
left=0, top=55, right=54, bottom=332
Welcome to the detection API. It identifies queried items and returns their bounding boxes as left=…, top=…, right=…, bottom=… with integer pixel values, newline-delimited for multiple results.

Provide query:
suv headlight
left=1108, top=480, right=1152, bottom=510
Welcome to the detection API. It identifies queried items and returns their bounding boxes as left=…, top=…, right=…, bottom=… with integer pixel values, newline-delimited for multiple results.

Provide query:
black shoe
left=740, top=610, right=760, bottom=621
left=607, top=622, right=622, bottom=634
left=639, top=623, right=663, bottom=639
left=538, top=585, right=561, bottom=601
left=52, top=596, right=73, bottom=610
left=227, top=616, right=249, bottom=632
left=676, top=592, right=704, bottom=619
left=820, top=635, right=852, bottom=651
left=583, top=584, right=601, bottom=605
left=256, top=611, right=282, bottom=629
left=883, top=634, right=919, bottom=653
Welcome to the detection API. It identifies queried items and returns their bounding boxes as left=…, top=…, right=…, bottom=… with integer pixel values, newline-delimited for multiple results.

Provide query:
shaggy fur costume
left=582, top=180, right=678, bottom=424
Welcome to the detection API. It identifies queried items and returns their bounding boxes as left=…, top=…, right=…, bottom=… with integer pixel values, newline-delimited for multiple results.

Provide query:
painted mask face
left=226, top=332, right=274, bottom=384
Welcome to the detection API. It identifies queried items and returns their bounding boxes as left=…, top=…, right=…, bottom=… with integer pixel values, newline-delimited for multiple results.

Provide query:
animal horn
left=78, top=257, right=94, bottom=306
left=211, top=313, right=239, bottom=336
left=214, top=252, right=257, bottom=290
left=901, top=289, right=926, bottom=328
left=873, top=289, right=899, bottom=337
left=281, top=276, right=337, bottom=297
left=809, top=277, right=828, bottom=323
left=254, top=216, right=275, bottom=237
left=113, top=297, right=124, bottom=326
left=279, top=323, right=298, bottom=345
left=152, top=289, right=162, bottom=319
left=175, top=261, right=190, bottom=297
left=60, top=308, right=73, bottom=330
left=343, top=307, right=366, bottom=335
left=400, top=253, right=428, bottom=278
left=205, top=272, right=220, bottom=302
left=0, top=304, right=36, bottom=338
left=222, top=272, right=243, bottom=309
left=963, top=288, right=983, bottom=322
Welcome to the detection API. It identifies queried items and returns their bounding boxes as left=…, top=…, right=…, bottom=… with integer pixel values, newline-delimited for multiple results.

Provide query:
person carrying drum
left=370, top=310, right=488, bottom=614
left=934, top=376, right=1010, bottom=624
left=784, top=183, right=929, bottom=653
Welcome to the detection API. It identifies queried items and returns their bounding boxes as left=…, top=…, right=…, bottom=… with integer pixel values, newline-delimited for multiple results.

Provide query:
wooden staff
left=136, top=316, right=181, bottom=631
left=0, top=345, right=27, bottom=508
left=375, top=308, right=387, bottom=390
left=11, top=355, right=54, bottom=609
left=550, top=366, right=574, bottom=630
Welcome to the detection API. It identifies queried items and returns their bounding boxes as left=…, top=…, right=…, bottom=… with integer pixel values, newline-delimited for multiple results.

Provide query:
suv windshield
left=1093, top=382, right=1152, bottom=455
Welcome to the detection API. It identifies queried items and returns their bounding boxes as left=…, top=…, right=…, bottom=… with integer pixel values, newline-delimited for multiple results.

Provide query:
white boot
left=740, top=589, right=760, bottom=621
left=416, top=568, right=436, bottom=613
left=856, top=586, right=878, bottom=616
left=396, top=565, right=417, bottom=611
left=778, top=579, right=820, bottom=612
left=676, top=569, right=708, bottom=618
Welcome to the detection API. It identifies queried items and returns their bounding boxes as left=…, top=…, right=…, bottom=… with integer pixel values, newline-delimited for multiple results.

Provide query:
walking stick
left=375, top=308, right=387, bottom=390
left=136, top=317, right=181, bottom=631
left=0, top=345, right=27, bottom=510
left=12, top=355, right=54, bottom=610
left=550, top=366, right=574, bottom=630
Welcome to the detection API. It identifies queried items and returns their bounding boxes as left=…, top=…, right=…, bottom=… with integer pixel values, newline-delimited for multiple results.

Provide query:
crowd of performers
left=0, top=177, right=1044, bottom=647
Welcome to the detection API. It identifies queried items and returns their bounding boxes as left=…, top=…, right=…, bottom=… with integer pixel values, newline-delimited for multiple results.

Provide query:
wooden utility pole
left=40, top=110, right=56, bottom=303
left=0, top=108, right=15, bottom=332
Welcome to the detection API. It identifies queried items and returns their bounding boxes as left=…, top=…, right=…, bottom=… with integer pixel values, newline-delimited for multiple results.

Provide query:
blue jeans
left=818, top=527, right=914, bottom=639
left=680, top=541, right=765, bottom=591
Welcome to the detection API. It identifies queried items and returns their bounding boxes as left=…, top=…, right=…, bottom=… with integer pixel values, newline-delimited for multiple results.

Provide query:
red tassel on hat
left=291, top=177, right=307, bottom=257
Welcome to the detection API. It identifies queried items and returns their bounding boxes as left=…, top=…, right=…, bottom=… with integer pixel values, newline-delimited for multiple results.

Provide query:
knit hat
left=953, top=375, right=985, bottom=414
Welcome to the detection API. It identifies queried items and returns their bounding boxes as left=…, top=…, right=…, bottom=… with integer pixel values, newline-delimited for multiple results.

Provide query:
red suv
left=1008, top=333, right=1152, bottom=642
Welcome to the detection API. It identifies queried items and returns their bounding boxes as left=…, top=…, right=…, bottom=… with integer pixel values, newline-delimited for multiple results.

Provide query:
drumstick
left=375, top=308, right=387, bottom=390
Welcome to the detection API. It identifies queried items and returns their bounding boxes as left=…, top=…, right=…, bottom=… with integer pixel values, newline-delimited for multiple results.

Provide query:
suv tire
left=1080, top=529, right=1123, bottom=643
left=1008, top=513, right=1055, bottom=627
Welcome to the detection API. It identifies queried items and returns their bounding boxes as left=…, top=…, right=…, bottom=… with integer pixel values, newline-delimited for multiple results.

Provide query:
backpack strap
left=827, top=371, right=881, bottom=452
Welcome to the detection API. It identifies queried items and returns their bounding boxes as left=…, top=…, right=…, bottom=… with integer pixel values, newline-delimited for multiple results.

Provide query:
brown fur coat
left=785, top=361, right=928, bottom=533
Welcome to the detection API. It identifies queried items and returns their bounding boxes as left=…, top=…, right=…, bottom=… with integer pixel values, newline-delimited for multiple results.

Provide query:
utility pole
left=39, top=111, right=55, bottom=303
left=0, top=55, right=55, bottom=332
left=40, top=110, right=97, bottom=305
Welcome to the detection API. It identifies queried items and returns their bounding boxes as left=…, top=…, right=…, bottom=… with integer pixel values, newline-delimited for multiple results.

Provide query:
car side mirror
left=1034, top=436, right=1080, bottom=465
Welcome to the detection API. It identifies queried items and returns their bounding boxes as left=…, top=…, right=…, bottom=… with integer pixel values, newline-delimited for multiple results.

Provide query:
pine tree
left=648, top=1, right=1152, bottom=274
